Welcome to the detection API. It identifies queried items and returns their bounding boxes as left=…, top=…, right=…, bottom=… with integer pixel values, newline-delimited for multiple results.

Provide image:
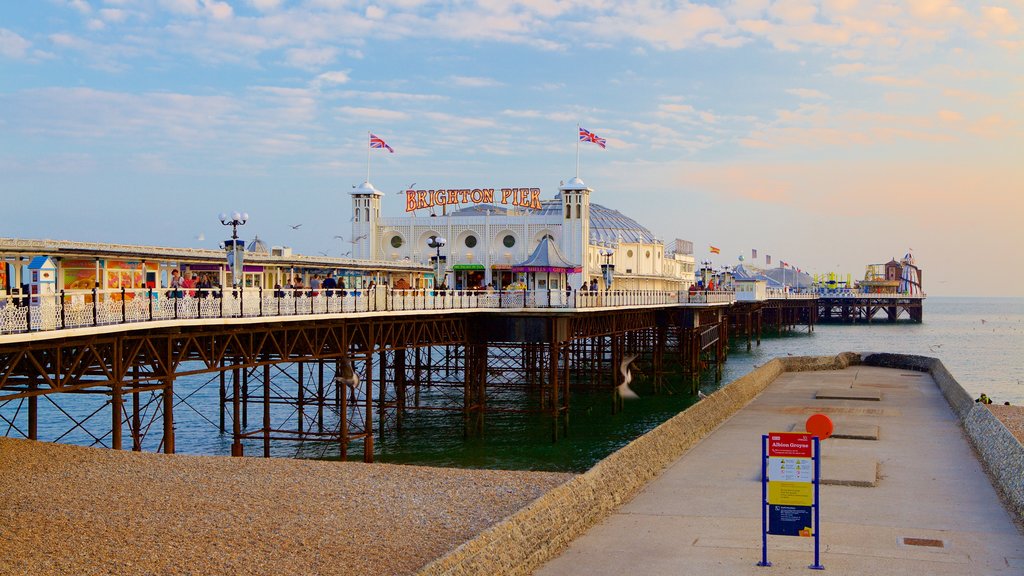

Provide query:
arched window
left=565, top=204, right=571, bottom=219
left=354, top=209, right=360, bottom=222
left=576, top=204, right=581, bottom=219
left=364, top=208, right=369, bottom=221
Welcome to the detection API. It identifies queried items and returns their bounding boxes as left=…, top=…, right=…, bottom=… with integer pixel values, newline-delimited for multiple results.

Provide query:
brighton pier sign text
left=405, top=187, right=542, bottom=212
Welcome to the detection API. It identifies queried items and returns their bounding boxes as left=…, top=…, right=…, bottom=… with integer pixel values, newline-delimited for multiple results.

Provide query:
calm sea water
left=5, top=297, right=1021, bottom=472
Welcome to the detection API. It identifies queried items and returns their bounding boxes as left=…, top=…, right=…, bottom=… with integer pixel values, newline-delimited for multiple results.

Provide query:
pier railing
left=0, top=288, right=738, bottom=336
left=815, top=290, right=926, bottom=298
left=765, top=289, right=819, bottom=300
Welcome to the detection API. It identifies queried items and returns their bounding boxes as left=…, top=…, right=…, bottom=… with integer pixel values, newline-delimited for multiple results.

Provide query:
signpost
left=759, top=431, right=823, bottom=570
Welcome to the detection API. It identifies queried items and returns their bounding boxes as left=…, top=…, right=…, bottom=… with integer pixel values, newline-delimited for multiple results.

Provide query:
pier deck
left=537, top=365, right=1024, bottom=575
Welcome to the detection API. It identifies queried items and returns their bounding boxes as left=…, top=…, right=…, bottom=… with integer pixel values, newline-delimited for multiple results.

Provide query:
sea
left=4, top=296, right=1022, bottom=473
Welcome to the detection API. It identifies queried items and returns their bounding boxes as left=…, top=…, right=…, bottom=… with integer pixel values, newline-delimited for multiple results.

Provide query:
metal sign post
left=759, top=432, right=823, bottom=570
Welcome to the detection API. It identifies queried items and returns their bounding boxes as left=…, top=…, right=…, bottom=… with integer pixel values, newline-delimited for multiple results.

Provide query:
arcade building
left=350, top=176, right=696, bottom=291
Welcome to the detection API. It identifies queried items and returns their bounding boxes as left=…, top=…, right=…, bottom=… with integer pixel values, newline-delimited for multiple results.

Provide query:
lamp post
left=599, top=248, right=615, bottom=291
left=427, top=236, right=446, bottom=288
left=219, top=211, right=248, bottom=288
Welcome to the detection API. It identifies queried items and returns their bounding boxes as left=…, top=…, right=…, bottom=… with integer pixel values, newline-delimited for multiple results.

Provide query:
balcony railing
left=0, top=287, right=738, bottom=336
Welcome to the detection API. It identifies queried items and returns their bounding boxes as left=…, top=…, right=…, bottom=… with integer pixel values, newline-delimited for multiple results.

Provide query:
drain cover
left=902, top=537, right=944, bottom=548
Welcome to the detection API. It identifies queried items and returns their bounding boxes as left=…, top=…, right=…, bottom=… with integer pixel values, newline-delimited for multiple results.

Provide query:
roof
left=512, top=236, right=581, bottom=273
left=246, top=235, right=269, bottom=254
left=448, top=199, right=659, bottom=245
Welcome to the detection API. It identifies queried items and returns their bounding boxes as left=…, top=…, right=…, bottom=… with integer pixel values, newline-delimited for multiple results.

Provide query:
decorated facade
left=350, top=177, right=695, bottom=291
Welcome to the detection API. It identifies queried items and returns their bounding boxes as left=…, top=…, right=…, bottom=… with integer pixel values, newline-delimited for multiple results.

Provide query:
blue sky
left=2, top=0, right=1022, bottom=296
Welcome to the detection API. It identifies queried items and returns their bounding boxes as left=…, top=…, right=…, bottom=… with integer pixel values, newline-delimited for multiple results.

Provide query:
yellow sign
left=768, top=481, right=813, bottom=506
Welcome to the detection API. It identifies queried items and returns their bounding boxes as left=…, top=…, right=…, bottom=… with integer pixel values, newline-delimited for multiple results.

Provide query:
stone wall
left=418, top=351, right=1020, bottom=575
left=862, top=353, right=1024, bottom=526
left=418, top=352, right=860, bottom=576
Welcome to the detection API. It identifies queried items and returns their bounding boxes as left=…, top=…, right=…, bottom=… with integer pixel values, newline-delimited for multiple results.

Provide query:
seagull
left=698, top=390, right=709, bottom=400
left=341, top=251, right=351, bottom=257
left=350, top=234, right=367, bottom=243
left=290, top=224, right=302, bottom=230
left=336, top=358, right=360, bottom=389
left=618, top=354, right=639, bottom=399
left=333, top=235, right=344, bottom=241
left=318, top=251, right=328, bottom=256
left=396, top=182, right=416, bottom=195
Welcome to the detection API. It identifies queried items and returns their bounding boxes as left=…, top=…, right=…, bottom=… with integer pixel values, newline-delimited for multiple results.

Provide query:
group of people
left=168, top=269, right=216, bottom=298
left=274, top=272, right=352, bottom=298
left=578, top=279, right=600, bottom=291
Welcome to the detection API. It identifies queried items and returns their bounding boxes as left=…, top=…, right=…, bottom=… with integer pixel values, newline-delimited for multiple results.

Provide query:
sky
left=1, top=0, right=1022, bottom=297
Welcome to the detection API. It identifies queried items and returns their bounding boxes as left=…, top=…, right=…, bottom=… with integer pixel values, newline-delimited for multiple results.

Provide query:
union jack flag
left=579, top=126, right=607, bottom=149
left=370, top=133, right=394, bottom=153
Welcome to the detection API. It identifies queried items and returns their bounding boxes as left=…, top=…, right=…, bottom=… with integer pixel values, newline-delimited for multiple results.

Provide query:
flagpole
left=575, top=123, right=580, bottom=179
left=366, top=131, right=371, bottom=183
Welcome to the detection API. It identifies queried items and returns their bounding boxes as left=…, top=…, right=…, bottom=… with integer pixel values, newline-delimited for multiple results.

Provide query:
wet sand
left=0, top=438, right=572, bottom=576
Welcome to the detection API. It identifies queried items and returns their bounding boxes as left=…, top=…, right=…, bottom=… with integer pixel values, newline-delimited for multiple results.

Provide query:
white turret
left=350, top=181, right=383, bottom=260
left=559, top=176, right=591, bottom=289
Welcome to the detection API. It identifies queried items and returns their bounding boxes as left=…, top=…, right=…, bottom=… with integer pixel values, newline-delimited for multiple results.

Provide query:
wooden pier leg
left=28, top=379, right=37, bottom=441
left=162, top=377, right=174, bottom=454
left=231, top=363, right=243, bottom=457
left=364, top=350, right=375, bottom=463
left=297, top=361, right=305, bottom=435
left=263, top=363, right=271, bottom=458
left=395, top=348, right=406, bottom=433
left=218, top=361, right=226, bottom=433
left=132, top=364, right=141, bottom=451
left=318, top=360, right=325, bottom=434
left=111, top=380, right=123, bottom=450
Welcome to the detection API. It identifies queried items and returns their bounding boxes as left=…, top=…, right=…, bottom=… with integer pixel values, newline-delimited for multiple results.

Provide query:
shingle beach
left=0, top=438, right=572, bottom=576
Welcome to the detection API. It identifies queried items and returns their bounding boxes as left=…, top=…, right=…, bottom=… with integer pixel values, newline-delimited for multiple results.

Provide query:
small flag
left=781, top=261, right=788, bottom=268
left=370, top=133, right=394, bottom=153
left=709, top=245, right=721, bottom=254
left=579, top=126, right=607, bottom=149
left=766, top=255, right=771, bottom=265
left=752, top=248, right=758, bottom=259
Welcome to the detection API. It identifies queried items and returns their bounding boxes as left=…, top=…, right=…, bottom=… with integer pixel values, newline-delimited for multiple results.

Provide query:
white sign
left=768, top=457, right=813, bottom=483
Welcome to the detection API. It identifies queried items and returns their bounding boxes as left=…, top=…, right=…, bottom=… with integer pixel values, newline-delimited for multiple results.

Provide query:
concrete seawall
left=862, top=353, right=1024, bottom=528
left=419, top=351, right=1022, bottom=576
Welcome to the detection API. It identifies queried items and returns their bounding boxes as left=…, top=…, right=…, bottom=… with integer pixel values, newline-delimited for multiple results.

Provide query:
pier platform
left=536, top=364, right=1024, bottom=575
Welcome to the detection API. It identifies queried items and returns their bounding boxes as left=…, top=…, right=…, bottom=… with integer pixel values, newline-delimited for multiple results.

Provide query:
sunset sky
left=2, top=1, right=1021, bottom=296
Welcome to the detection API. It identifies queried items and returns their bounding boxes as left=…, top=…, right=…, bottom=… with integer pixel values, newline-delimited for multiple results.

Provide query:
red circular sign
left=806, top=413, right=834, bottom=440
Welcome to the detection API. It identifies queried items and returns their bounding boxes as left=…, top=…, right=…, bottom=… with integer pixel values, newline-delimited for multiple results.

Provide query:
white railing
left=765, top=289, right=819, bottom=300
left=0, top=287, right=738, bottom=336
left=815, top=290, right=927, bottom=299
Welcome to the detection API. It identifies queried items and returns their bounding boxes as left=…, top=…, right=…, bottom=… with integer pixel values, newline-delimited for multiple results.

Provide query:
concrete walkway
left=536, top=365, right=1024, bottom=575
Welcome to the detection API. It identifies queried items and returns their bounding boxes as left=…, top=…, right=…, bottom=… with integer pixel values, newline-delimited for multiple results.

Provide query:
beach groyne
left=862, top=353, right=1024, bottom=528
left=419, top=351, right=1023, bottom=575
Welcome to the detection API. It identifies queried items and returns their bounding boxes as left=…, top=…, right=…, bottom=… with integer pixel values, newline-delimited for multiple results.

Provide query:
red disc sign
left=767, top=432, right=812, bottom=457
left=806, top=414, right=834, bottom=440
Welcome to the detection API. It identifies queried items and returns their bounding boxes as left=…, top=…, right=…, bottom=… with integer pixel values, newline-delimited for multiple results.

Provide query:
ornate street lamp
left=219, top=211, right=248, bottom=287
left=427, top=236, right=446, bottom=288
left=599, top=248, right=615, bottom=291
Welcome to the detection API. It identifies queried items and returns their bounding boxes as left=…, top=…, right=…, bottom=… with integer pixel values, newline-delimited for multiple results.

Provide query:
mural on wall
left=62, top=259, right=98, bottom=290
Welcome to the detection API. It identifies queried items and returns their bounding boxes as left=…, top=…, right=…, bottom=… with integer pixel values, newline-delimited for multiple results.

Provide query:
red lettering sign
left=768, top=432, right=812, bottom=457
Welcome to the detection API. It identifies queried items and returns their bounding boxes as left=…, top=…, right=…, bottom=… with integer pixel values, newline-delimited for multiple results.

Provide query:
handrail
left=0, top=287, right=740, bottom=336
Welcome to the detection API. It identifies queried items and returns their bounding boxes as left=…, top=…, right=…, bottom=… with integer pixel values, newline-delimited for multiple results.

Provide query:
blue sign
left=768, top=505, right=812, bottom=536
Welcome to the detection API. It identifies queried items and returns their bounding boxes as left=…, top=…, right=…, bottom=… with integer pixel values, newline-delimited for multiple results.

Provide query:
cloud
left=448, top=75, right=503, bottom=88
left=335, top=106, right=410, bottom=121
left=285, top=46, right=338, bottom=70
left=937, top=109, right=962, bottom=122
left=311, top=70, right=350, bottom=88
left=786, top=88, right=829, bottom=99
left=828, top=62, right=865, bottom=76
left=0, top=29, right=32, bottom=59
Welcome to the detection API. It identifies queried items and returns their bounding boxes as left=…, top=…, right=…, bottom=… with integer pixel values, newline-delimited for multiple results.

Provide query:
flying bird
left=290, top=224, right=302, bottom=230
left=350, top=234, right=367, bottom=243
left=618, top=354, right=639, bottom=399
left=396, top=182, right=416, bottom=195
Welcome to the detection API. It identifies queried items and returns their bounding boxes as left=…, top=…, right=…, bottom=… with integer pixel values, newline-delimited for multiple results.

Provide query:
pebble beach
left=0, top=438, right=572, bottom=576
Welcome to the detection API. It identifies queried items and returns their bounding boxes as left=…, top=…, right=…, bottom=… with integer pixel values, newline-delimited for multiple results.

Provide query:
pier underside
left=0, top=306, right=738, bottom=461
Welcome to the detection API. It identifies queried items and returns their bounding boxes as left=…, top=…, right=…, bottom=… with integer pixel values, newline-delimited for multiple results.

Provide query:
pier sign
left=759, top=432, right=824, bottom=569
left=405, top=187, right=543, bottom=212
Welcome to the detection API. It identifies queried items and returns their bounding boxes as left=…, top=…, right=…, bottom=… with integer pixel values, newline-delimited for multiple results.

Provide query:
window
left=627, top=249, right=634, bottom=258
left=646, top=251, right=651, bottom=258
left=565, top=205, right=571, bottom=219
left=576, top=204, right=581, bottom=219
left=503, top=234, right=516, bottom=248
left=465, top=235, right=477, bottom=248
left=391, top=236, right=403, bottom=249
